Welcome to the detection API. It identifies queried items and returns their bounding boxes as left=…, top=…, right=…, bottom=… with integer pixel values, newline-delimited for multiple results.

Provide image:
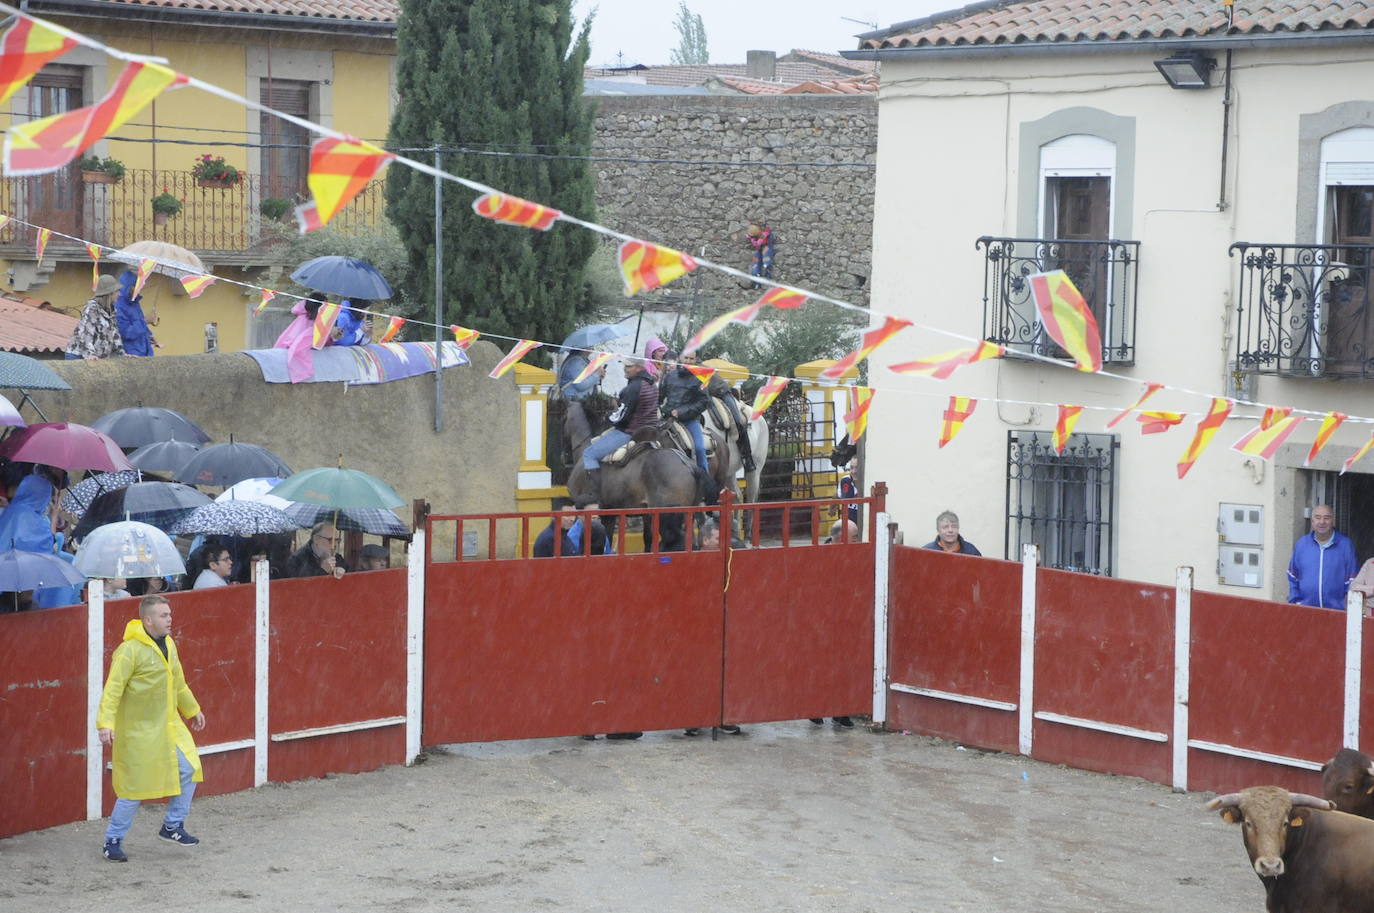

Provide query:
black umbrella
left=127, top=438, right=203, bottom=474
left=290, top=255, right=394, bottom=299
left=173, top=438, right=292, bottom=488
left=90, top=406, right=211, bottom=449
left=74, top=481, right=212, bottom=537
left=283, top=502, right=411, bottom=539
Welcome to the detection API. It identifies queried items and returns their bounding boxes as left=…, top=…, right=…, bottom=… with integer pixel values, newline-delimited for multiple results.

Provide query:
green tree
left=386, top=0, right=598, bottom=353
left=669, top=2, right=709, bottom=66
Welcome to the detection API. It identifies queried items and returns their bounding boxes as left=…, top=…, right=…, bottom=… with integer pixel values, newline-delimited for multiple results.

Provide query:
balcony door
left=260, top=79, right=312, bottom=200
left=1323, top=185, right=1374, bottom=372
left=1038, top=134, right=1115, bottom=351
left=27, top=65, right=83, bottom=237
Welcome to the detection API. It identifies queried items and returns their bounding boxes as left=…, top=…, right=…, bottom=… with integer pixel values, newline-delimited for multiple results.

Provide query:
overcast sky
left=571, top=0, right=955, bottom=67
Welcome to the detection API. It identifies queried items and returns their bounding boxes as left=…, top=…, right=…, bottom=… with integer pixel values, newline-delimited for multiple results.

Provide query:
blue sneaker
left=103, top=838, right=127, bottom=862
left=157, top=823, right=199, bottom=846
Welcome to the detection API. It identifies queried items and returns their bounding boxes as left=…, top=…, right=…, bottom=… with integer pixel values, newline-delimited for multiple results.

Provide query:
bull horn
left=1287, top=792, right=1334, bottom=809
left=1207, top=793, right=1242, bottom=810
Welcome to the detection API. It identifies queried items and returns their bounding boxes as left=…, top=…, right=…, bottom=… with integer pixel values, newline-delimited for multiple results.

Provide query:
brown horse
left=564, top=400, right=708, bottom=551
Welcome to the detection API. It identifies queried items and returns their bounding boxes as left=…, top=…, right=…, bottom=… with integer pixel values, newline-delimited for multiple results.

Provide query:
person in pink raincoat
left=273, top=299, right=342, bottom=383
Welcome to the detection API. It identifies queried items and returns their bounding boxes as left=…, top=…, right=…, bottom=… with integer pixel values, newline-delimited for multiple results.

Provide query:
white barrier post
left=254, top=559, right=270, bottom=787
left=1172, top=566, right=1193, bottom=792
left=85, top=584, right=104, bottom=821
left=871, top=512, right=891, bottom=725
left=406, top=529, right=426, bottom=765
left=1018, top=544, right=1038, bottom=757
left=1346, top=588, right=1363, bottom=749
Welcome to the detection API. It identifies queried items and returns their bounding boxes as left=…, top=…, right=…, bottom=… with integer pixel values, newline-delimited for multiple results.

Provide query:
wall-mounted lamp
left=1154, top=51, right=1216, bottom=89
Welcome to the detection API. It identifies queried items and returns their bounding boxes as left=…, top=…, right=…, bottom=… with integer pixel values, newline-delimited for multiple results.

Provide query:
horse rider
left=660, top=348, right=712, bottom=476
left=687, top=351, right=757, bottom=472
left=578, top=342, right=662, bottom=508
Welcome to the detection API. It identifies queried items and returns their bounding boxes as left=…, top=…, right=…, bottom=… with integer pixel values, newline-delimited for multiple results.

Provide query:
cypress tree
left=386, top=0, right=598, bottom=349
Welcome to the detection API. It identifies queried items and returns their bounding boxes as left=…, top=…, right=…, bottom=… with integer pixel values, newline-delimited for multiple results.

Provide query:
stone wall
left=590, top=94, right=875, bottom=311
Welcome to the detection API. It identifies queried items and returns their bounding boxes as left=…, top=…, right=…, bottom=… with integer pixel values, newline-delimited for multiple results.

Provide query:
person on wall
left=113, top=269, right=157, bottom=357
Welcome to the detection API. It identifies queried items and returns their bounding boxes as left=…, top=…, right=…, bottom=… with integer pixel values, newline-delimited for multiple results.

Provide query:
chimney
left=746, top=50, right=776, bottom=81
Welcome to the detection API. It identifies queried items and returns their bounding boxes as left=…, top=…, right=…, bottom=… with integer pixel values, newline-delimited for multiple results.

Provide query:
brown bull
left=1209, top=786, right=1374, bottom=913
left=1321, top=747, right=1374, bottom=818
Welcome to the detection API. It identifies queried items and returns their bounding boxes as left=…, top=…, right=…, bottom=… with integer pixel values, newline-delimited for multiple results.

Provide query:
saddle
left=705, top=397, right=735, bottom=432
left=665, top=419, right=717, bottom=459
left=600, top=437, right=659, bottom=469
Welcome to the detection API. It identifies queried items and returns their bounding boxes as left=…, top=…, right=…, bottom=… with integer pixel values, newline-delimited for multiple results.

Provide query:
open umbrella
left=0, top=548, right=87, bottom=591
left=0, top=422, right=133, bottom=472
left=74, top=520, right=184, bottom=579
left=127, top=438, right=203, bottom=474
left=270, top=466, right=403, bottom=509
left=61, top=469, right=144, bottom=518
left=73, top=481, right=212, bottom=537
left=106, top=240, right=205, bottom=282
left=170, top=501, right=303, bottom=537
left=560, top=323, right=632, bottom=351
left=0, top=393, right=26, bottom=429
left=91, top=406, right=211, bottom=449
left=283, top=503, right=410, bottom=539
left=0, top=352, right=71, bottom=391
left=290, top=255, right=394, bottom=300
left=173, top=438, right=291, bottom=488
left=215, top=476, right=291, bottom=509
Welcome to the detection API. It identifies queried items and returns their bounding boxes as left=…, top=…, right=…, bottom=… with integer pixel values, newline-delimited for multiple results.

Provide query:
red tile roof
left=862, top=0, right=1374, bottom=49
left=779, top=49, right=878, bottom=75
left=43, top=0, right=397, bottom=24
left=0, top=296, right=77, bottom=355
left=714, top=74, right=878, bottom=95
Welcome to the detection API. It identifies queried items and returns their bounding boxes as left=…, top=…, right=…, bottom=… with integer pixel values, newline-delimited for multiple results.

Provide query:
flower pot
left=82, top=170, right=118, bottom=184
left=196, top=178, right=237, bottom=189
left=152, top=212, right=170, bottom=226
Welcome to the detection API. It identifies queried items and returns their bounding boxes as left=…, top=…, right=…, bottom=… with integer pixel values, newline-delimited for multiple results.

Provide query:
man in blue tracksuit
left=1287, top=504, right=1358, bottom=609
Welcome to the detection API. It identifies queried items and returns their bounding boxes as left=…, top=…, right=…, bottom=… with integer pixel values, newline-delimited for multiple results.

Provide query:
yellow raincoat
left=96, top=618, right=203, bottom=800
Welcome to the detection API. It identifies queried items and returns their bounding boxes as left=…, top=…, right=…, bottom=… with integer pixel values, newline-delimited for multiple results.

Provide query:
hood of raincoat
left=114, top=270, right=154, bottom=357
left=0, top=474, right=55, bottom=553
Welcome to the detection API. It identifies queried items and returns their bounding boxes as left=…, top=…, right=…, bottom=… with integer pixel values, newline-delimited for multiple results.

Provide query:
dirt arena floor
left=1, top=722, right=1262, bottom=912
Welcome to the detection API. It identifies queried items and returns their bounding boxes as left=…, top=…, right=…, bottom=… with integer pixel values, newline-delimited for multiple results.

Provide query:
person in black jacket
left=578, top=359, right=660, bottom=508
left=659, top=349, right=712, bottom=475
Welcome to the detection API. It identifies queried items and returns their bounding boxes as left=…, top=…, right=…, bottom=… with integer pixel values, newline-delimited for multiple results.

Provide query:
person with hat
left=577, top=338, right=662, bottom=509
left=66, top=274, right=127, bottom=360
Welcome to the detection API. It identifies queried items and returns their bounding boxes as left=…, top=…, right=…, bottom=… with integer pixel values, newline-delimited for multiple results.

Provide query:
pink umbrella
left=0, top=421, right=132, bottom=471
left=0, top=393, right=24, bottom=428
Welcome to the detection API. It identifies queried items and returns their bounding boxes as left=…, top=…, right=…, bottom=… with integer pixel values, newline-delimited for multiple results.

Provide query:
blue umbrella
left=0, top=548, right=87, bottom=591
left=560, top=323, right=632, bottom=351
left=290, top=256, right=393, bottom=300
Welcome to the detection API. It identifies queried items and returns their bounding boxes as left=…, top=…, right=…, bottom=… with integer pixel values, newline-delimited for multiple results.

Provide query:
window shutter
left=1325, top=162, right=1374, bottom=185
left=261, top=80, right=311, bottom=115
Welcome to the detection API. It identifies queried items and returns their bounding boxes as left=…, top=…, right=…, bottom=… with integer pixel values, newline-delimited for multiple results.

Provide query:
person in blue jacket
left=113, top=269, right=157, bottom=357
left=1287, top=504, right=1358, bottom=609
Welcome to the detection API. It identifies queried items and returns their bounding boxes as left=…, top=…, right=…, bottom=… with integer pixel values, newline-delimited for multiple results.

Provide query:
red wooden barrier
left=886, top=547, right=1021, bottom=753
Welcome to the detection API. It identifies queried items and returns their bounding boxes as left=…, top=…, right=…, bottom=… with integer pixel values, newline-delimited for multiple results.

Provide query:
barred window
left=1006, top=430, right=1117, bottom=575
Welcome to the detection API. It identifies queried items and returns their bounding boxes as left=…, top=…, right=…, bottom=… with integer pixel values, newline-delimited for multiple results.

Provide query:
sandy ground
left=0, top=723, right=1261, bottom=913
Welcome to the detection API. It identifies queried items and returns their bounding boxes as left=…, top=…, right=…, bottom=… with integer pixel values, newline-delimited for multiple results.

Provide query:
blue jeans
left=105, top=747, right=196, bottom=840
left=683, top=419, right=709, bottom=474
left=582, top=428, right=631, bottom=470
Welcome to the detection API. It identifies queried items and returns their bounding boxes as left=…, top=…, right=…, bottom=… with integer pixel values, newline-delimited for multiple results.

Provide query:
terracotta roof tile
left=862, top=0, right=1374, bottom=50
left=54, top=0, right=398, bottom=24
left=0, top=296, right=77, bottom=355
left=779, top=49, right=878, bottom=74
left=584, top=54, right=864, bottom=88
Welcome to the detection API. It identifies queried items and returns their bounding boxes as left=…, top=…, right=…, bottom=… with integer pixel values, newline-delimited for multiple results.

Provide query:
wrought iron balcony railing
left=976, top=236, right=1140, bottom=366
left=1231, top=241, right=1374, bottom=378
left=0, top=167, right=387, bottom=257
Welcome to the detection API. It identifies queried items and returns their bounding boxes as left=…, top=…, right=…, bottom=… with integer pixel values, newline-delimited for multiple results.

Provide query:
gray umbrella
left=170, top=501, right=303, bottom=536
left=0, top=352, right=72, bottom=391
left=283, top=502, right=411, bottom=538
left=128, top=439, right=203, bottom=474
left=560, top=323, right=632, bottom=351
left=61, top=470, right=144, bottom=518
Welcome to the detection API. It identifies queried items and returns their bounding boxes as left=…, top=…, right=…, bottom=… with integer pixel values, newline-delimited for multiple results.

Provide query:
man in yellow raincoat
left=97, top=595, right=207, bottom=862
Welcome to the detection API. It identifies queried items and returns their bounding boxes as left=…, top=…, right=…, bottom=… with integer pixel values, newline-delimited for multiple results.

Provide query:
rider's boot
left=737, top=428, right=757, bottom=472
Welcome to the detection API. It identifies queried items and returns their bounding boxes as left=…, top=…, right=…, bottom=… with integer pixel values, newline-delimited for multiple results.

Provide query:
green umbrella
left=268, top=465, right=404, bottom=509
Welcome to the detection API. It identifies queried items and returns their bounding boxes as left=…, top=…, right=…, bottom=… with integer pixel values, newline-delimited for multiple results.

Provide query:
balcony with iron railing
left=976, top=236, right=1141, bottom=366
left=0, top=168, right=388, bottom=263
left=1231, top=241, right=1374, bottom=379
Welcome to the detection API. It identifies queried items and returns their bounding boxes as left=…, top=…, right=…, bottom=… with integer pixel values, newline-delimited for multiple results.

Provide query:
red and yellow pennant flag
left=1232, top=413, right=1303, bottom=461
left=85, top=242, right=100, bottom=291
left=938, top=396, right=977, bottom=448
left=1107, top=382, right=1164, bottom=429
left=450, top=325, right=481, bottom=349
left=1177, top=398, right=1233, bottom=479
left=1260, top=406, right=1293, bottom=431
left=472, top=192, right=561, bottom=231
left=618, top=240, right=698, bottom=295
left=750, top=375, right=787, bottom=421
left=490, top=340, right=539, bottom=379
left=180, top=274, right=214, bottom=298
left=1305, top=411, right=1347, bottom=466
left=888, top=341, right=1004, bottom=380
left=4, top=60, right=184, bottom=175
left=312, top=300, right=341, bottom=349
left=1139, top=411, right=1185, bottom=434
left=756, top=286, right=807, bottom=310
left=254, top=289, right=277, bottom=316
left=377, top=315, right=406, bottom=344
left=1342, top=432, right=1374, bottom=476
left=1053, top=405, right=1083, bottom=454
left=34, top=227, right=50, bottom=263
left=132, top=257, right=156, bottom=297
left=685, top=364, right=717, bottom=388
left=573, top=351, right=614, bottom=384
left=0, top=18, right=78, bottom=105
left=844, top=386, right=874, bottom=442
left=683, top=302, right=762, bottom=356
left=822, top=315, right=913, bottom=380
left=296, top=137, right=394, bottom=233
left=1027, top=270, right=1103, bottom=373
